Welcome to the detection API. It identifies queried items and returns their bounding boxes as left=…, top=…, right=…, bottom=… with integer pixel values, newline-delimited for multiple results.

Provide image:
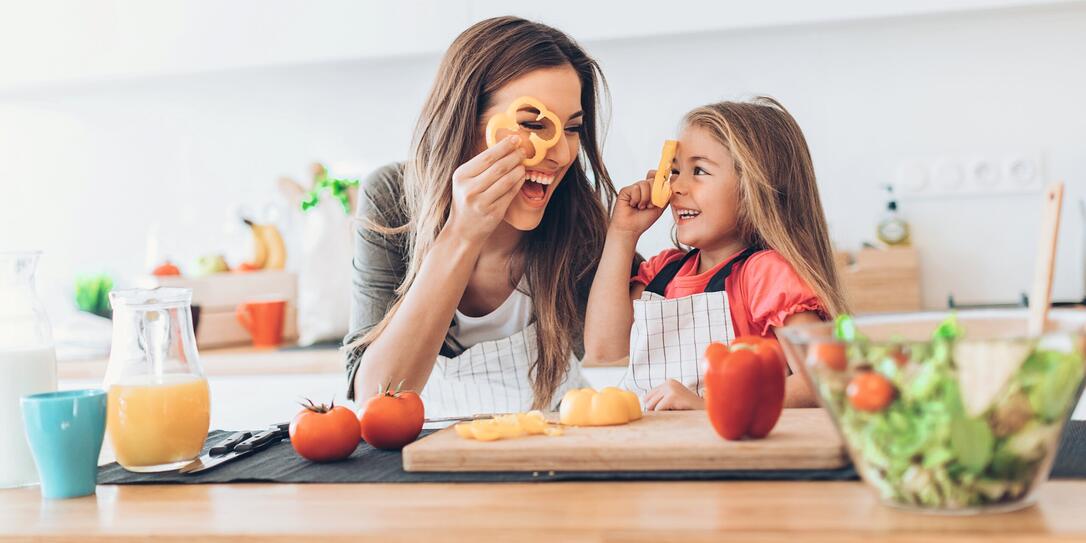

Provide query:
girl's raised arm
left=584, top=176, right=665, bottom=364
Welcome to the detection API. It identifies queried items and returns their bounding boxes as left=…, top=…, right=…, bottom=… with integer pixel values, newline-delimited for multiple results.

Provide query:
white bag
left=280, top=165, right=359, bottom=346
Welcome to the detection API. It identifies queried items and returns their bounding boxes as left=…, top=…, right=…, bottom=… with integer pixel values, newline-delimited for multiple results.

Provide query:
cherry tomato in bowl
left=846, top=371, right=896, bottom=412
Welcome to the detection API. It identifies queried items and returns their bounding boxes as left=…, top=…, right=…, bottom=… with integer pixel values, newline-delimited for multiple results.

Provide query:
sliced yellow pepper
left=651, top=140, right=678, bottom=208
left=467, top=419, right=502, bottom=441
left=454, top=422, right=474, bottom=439
left=485, top=96, right=564, bottom=167
left=454, top=410, right=562, bottom=441
left=516, top=412, right=547, bottom=435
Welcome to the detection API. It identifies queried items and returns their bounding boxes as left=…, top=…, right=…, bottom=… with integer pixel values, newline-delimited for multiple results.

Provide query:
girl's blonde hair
left=682, top=97, right=848, bottom=317
left=348, top=17, right=615, bottom=408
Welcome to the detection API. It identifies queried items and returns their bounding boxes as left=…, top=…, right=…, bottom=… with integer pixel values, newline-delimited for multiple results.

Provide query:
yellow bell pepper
left=559, top=387, right=642, bottom=426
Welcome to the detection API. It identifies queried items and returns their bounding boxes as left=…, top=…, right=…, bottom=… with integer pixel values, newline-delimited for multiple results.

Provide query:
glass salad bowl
left=777, top=309, right=1086, bottom=514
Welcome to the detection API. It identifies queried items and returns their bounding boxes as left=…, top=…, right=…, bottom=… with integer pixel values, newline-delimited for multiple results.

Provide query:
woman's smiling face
left=669, top=124, right=742, bottom=252
left=480, top=65, right=584, bottom=231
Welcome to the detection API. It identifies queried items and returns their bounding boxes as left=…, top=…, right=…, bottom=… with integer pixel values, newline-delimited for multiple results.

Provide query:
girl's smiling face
left=670, top=124, right=742, bottom=252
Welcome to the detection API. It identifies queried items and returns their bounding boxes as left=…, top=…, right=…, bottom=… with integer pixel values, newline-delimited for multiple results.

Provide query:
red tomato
left=152, top=261, right=181, bottom=276
left=359, top=385, right=425, bottom=450
left=289, top=400, right=360, bottom=462
left=847, top=372, right=895, bottom=412
left=809, top=342, right=847, bottom=371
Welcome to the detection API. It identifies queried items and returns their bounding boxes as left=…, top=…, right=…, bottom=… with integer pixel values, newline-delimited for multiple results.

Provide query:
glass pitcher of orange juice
left=104, top=288, right=209, bottom=472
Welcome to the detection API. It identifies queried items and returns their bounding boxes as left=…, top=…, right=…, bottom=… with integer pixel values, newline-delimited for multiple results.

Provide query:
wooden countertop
left=2, top=481, right=1085, bottom=541
left=59, top=346, right=626, bottom=381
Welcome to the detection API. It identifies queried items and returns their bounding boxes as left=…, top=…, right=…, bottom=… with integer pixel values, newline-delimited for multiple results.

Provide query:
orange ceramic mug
left=235, top=299, right=286, bottom=349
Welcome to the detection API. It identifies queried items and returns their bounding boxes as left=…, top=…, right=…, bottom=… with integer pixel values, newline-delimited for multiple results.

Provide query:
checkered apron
left=419, top=323, right=587, bottom=418
left=622, top=247, right=757, bottom=401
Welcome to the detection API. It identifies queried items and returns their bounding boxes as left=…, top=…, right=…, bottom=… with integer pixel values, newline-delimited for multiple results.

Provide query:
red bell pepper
left=703, top=336, right=787, bottom=440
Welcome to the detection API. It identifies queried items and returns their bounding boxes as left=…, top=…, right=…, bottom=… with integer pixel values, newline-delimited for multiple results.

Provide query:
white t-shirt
left=448, top=285, right=533, bottom=351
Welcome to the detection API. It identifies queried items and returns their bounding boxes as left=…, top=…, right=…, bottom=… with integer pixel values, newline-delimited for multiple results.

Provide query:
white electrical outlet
left=969, top=158, right=1000, bottom=188
left=894, top=152, right=1045, bottom=198
left=896, top=161, right=929, bottom=195
left=933, top=160, right=964, bottom=192
left=1005, top=155, right=1041, bottom=189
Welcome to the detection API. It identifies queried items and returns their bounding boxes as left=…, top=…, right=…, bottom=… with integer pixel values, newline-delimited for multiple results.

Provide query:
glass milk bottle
left=0, top=252, right=58, bottom=488
left=104, top=288, right=210, bottom=472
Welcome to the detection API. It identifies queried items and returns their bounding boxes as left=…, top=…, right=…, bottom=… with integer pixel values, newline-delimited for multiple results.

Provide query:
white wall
left=593, top=3, right=1086, bottom=308
left=2, top=1, right=1084, bottom=310
left=2, top=0, right=1065, bottom=91
left=0, top=57, right=439, bottom=298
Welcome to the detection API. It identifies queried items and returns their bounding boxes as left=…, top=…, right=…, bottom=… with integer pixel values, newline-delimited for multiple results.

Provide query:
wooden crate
left=135, top=270, right=298, bottom=348
left=835, top=247, right=921, bottom=314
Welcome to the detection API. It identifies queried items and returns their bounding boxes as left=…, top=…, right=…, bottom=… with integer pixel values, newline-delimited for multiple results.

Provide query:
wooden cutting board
left=402, top=408, right=847, bottom=472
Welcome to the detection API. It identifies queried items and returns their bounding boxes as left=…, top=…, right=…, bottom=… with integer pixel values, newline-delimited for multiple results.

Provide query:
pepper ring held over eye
left=485, top=96, right=564, bottom=167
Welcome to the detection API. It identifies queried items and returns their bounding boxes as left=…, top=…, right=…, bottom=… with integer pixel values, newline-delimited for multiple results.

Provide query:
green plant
left=74, top=274, right=113, bottom=319
left=300, top=168, right=360, bottom=214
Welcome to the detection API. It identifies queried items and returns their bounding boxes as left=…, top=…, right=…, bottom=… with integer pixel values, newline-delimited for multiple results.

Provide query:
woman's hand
left=446, top=136, right=527, bottom=244
left=644, top=379, right=705, bottom=411
left=609, top=171, right=667, bottom=237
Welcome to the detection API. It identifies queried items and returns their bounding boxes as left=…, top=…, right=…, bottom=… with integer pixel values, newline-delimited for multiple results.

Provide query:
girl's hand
left=644, top=379, right=704, bottom=411
left=446, top=136, right=527, bottom=244
left=609, top=170, right=667, bottom=237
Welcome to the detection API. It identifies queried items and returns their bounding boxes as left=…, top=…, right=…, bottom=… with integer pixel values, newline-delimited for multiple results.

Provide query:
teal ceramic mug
left=20, top=389, right=107, bottom=499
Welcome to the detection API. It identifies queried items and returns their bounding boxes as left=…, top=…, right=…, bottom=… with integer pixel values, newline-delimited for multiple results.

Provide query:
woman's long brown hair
left=682, top=97, right=849, bottom=317
left=349, top=17, right=615, bottom=409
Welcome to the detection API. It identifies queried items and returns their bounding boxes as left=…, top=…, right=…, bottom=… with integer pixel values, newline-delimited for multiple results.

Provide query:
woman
left=344, top=17, right=615, bottom=417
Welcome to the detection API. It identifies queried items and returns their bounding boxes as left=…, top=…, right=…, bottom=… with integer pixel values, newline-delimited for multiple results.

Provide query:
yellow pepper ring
left=485, top=96, right=564, bottom=167
left=651, top=140, right=679, bottom=208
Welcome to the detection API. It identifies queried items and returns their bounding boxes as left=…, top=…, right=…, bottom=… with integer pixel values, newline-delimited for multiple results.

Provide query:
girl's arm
left=583, top=230, right=641, bottom=363
left=777, top=311, right=821, bottom=408
left=353, top=138, right=526, bottom=399
left=583, top=176, right=665, bottom=364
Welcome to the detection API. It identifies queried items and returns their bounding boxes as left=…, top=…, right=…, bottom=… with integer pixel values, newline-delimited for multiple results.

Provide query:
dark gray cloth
left=97, top=421, right=1086, bottom=485
left=96, top=430, right=856, bottom=484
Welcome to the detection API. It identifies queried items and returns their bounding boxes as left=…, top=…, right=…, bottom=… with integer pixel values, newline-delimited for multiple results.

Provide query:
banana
left=258, top=223, right=287, bottom=269
left=242, top=218, right=268, bottom=269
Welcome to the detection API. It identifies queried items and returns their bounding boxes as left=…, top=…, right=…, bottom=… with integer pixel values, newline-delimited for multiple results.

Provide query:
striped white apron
left=420, top=323, right=587, bottom=418
left=621, top=247, right=757, bottom=401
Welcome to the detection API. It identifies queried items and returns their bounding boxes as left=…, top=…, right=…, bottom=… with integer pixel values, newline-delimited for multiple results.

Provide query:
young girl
left=584, top=97, right=848, bottom=411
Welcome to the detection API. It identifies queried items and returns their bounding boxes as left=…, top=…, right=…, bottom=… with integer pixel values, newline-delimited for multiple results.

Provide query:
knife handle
left=209, top=431, right=251, bottom=456
left=234, top=428, right=284, bottom=453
